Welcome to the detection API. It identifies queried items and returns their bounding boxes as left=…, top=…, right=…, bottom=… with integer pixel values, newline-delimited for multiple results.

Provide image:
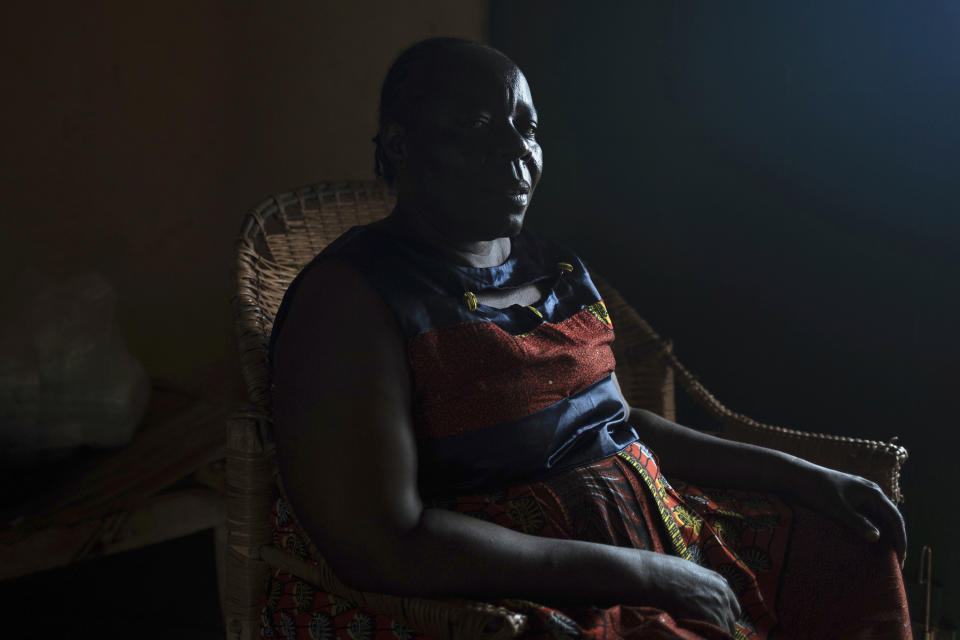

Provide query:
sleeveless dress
left=262, top=225, right=910, bottom=640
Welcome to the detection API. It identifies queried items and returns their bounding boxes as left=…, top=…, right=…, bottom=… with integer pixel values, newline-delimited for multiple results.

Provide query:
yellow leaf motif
left=587, top=301, right=613, bottom=330
left=712, top=518, right=744, bottom=549
left=714, top=508, right=745, bottom=520
left=673, top=504, right=702, bottom=537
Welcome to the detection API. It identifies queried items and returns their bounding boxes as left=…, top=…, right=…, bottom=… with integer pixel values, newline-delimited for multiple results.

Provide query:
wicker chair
left=225, top=180, right=908, bottom=640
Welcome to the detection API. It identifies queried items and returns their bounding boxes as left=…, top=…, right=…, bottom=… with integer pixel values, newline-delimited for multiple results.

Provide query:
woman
left=266, top=38, right=909, bottom=639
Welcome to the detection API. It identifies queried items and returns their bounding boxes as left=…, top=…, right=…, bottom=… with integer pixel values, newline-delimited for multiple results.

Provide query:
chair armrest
left=259, top=545, right=527, bottom=640
left=718, top=413, right=907, bottom=503
left=671, top=361, right=908, bottom=503
left=591, top=274, right=907, bottom=502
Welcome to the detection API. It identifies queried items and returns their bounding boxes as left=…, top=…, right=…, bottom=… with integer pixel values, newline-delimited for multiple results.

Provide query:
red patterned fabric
left=407, top=305, right=616, bottom=438
left=259, top=443, right=910, bottom=640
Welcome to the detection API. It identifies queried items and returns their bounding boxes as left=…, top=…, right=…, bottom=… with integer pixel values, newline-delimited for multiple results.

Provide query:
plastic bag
left=0, top=268, right=151, bottom=465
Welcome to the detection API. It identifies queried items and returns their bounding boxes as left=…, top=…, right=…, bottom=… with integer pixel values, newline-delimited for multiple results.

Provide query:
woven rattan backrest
left=233, top=181, right=396, bottom=406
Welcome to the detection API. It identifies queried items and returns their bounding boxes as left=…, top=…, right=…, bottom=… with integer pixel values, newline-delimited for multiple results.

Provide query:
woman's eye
left=524, top=124, right=538, bottom=138
left=470, top=119, right=487, bottom=129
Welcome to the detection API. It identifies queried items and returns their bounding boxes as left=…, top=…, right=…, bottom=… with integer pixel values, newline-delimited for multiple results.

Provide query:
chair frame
left=225, top=180, right=907, bottom=640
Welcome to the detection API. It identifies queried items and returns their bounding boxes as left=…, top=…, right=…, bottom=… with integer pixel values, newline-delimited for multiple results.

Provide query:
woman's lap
left=260, top=443, right=909, bottom=640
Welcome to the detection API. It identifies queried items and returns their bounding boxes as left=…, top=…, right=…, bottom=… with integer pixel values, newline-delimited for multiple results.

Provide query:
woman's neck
left=379, top=205, right=512, bottom=269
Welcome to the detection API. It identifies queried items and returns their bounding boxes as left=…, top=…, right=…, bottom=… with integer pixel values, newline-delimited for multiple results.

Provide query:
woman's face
left=400, top=49, right=543, bottom=242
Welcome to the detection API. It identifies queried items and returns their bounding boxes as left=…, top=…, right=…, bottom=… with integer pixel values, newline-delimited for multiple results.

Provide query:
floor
left=1, top=529, right=224, bottom=638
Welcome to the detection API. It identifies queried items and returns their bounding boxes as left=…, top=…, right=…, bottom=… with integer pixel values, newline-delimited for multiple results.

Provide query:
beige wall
left=1, top=1, right=488, bottom=403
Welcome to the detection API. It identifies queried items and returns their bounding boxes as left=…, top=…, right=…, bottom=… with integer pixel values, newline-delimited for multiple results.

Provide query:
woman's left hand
left=792, top=464, right=907, bottom=566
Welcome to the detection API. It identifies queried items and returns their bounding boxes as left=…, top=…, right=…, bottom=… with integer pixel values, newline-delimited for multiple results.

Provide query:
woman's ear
left=381, top=121, right=407, bottom=173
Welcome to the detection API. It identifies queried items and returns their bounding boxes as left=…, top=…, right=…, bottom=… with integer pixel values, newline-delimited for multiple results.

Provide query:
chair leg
left=215, top=522, right=228, bottom=630
left=225, top=408, right=275, bottom=640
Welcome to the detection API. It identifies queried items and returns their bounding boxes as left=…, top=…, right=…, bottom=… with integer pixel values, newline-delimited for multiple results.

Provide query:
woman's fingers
left=803, top=470, right=907, bottom=567
left=857, top=514, right=881, bottom=541
left=684, top=565, right=742, bottom=634
left=714, top=574, right=741, bottom=634
left=851, top=480, right=908, bottom=566
left=834, top=483, right=881, bottom=539
left=869, top=489, right=908, bottom=565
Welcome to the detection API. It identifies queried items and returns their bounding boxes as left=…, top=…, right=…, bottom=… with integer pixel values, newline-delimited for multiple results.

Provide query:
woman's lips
left=482, top=190, right=528, bottom=207
left=477, top=181, right=531, bottom=208
left=501, top=181, right=531, bottom=207
left=505, top=180, right=531, bottom=196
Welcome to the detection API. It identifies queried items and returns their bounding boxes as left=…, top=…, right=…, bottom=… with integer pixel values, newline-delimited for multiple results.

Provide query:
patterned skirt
left=260, top=442, right=910, bottom=640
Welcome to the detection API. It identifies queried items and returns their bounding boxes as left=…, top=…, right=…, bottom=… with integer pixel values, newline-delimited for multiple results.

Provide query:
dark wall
left=493, top=0, right=958, bottom=615
left=1, top=1, right=487, bottom=405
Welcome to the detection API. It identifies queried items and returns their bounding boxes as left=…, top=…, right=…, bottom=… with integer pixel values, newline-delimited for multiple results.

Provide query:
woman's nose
left=498, top=124, right=533, bottom=160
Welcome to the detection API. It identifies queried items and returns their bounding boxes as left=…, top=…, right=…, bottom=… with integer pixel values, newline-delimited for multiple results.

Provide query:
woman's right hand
left=635, top=552, right=741, bottom=636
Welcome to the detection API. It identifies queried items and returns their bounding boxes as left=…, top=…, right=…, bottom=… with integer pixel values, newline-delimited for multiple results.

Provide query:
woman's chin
left=474, top=211, right=525, bottom=240
left=427, top=197, right=529, bottom=241
left=503, top=212, right=526, bottom=237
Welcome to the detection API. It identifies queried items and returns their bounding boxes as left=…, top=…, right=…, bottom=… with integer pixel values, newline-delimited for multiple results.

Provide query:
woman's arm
left=621, top=401, right=807, bottom=492
left=621, top=386, right=906, bottom=562
left=271, top=258, right=740, bottom=631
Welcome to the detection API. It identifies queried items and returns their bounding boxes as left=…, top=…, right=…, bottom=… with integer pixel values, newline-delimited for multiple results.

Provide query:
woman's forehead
left=431, top=62, right=535, bottom=114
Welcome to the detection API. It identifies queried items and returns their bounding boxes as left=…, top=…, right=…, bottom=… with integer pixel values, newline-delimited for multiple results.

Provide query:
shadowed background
left=492, top=0, right=959, bottom=617
left=1, top=0, right=954, bottom=630
left=0, top=2, right=486, bottom=636
left=0, top=0, right=486, bottom=402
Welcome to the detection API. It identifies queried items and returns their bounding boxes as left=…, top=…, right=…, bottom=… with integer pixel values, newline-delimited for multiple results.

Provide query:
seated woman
left=265, top=38, right=910, bottom=640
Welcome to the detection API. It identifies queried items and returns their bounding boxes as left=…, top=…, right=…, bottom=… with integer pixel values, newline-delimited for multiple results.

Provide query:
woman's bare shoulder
left=274, top=256, right=400, bottom=358
left=271, top=254, right=411, bottom=434
left=282, top=255, right=381, bottom=315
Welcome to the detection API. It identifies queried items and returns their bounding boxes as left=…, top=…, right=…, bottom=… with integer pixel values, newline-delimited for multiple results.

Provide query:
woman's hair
left=373, top=37, right=514, bottom=185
